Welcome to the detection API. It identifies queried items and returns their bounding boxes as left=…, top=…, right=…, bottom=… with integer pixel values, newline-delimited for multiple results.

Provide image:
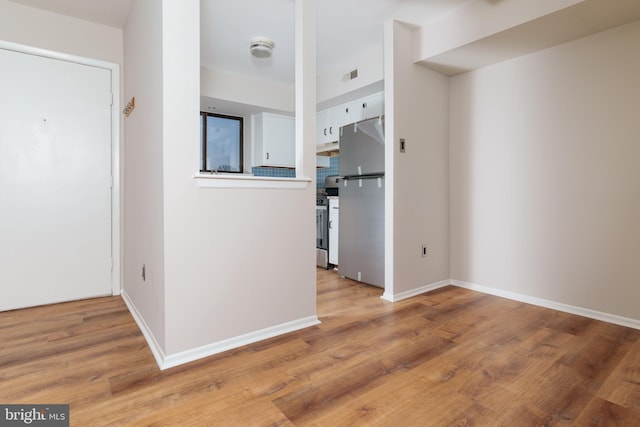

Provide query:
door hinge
left=109, top=92, right=114, bottom=107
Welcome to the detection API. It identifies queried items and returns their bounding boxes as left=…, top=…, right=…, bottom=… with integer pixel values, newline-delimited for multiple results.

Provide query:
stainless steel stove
left=316, top=176, right=341, bottom=268
left=316, top=194, right=329, bottom=268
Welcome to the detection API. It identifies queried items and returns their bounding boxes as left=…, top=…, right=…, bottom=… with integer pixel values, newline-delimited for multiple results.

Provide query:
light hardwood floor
left=1, top=268, right=639, bottom=426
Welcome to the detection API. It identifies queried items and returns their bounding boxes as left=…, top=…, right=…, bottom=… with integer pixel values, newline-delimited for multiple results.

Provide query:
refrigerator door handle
left=342, top=174, right=385, bottom=181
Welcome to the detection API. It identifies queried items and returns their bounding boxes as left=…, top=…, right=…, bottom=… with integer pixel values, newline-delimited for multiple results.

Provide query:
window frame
left=200, top=112, right=244, bottom=174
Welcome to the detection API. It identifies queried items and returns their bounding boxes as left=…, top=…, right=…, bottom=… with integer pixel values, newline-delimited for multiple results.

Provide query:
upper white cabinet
left=362, top=92, right=384, bottom=120
left=317, top=110, right=339, bottom=145
left=253, top=112, right=295, bottom=168
left=316, top=91, right=384, bottom=145
left=331, top=99, right=363, bottom=129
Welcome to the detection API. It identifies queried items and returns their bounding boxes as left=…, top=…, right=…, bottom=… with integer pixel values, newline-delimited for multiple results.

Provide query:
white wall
left=383, top=21, right=450, bottom=300
left=122, top=0, right=166, bottom=351
left=317, top=45, right=383, bottom=105
left=122, top=0, right=317, bottom=362
left=163, top=0, right=316, bottom=357
left=449, top=20, right=640, bottom=321
left=0, top=0, right=123, bottom=65
left=201, top=66, right=294, bottom=113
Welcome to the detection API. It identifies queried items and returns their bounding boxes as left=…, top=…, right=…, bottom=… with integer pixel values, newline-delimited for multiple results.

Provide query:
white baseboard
left=450, top=280, right=640, bottom=331
left=381, top=279, right=450, bottom=302
left=122, top=278, right=639, bottom=371
left=121, top=290, right=166, bottom=369
left=121, top=290, right=320, bottom=370
left=161, top=316, right=320, bottom=370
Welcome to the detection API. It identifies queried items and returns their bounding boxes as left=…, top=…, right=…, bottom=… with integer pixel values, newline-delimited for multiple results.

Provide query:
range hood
left=316, top=141, right=339, bottom=156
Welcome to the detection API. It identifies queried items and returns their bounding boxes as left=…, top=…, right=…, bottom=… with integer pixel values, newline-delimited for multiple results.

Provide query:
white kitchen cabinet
left=317, top=110, right=339, bottom=144
left=253, top=112, right=295, bottom=167
left=316, top=91, right=384, bottom=145
left=362, top=92, right=384, bottom=120
left=328, top=197, right=339, bottom=265
left=330, top=99, right=363, bottom=128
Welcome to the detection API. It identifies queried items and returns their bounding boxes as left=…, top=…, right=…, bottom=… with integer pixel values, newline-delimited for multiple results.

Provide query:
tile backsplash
left=316, top=157, right=340, bottom=190
left=251, top=167, right=296, bottom=178
left=251, top=156, right=340, bottom=191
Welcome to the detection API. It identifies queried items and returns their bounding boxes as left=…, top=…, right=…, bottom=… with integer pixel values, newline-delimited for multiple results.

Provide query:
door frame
left=0, top=40, right=121, bottom=296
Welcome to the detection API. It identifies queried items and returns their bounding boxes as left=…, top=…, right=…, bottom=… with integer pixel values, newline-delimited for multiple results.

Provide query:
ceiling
left=9, top=0, right=472, bottom=84
left=9, top=0, right=133, bottom=28
left=201, top=0, right=472, bottom=84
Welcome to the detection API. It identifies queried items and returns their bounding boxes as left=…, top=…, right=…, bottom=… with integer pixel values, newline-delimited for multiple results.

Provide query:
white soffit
left=416, top=0, right=640, bottom=75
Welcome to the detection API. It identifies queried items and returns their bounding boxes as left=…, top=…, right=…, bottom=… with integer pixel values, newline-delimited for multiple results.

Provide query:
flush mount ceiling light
left=250, top=37, right=275, bottom=58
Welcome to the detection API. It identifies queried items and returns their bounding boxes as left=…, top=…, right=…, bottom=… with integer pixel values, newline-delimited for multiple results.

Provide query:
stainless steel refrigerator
left=338, top=116, right=385, bottom=288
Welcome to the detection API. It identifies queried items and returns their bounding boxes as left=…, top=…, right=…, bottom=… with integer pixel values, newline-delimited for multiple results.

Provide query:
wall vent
left=342, top=69, right=359, bottom=82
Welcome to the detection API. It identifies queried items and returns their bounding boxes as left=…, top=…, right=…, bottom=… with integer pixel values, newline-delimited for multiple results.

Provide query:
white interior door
left=0, top=48, right=113, bottom=311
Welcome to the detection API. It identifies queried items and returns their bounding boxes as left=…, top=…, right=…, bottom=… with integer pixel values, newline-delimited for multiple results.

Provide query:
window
left=200, top=112, right=243, bottom=173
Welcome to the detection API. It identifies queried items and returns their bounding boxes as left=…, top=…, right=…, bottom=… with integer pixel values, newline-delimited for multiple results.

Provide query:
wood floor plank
left=597, top=340, right=640, bottom=413
left=305, top=352, right=475, bottom=426
left=72, top=339, right=311, bottom=425
left=0, top=269, right=638, bottom=425
left=573, top=397, right=640, bottom=426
